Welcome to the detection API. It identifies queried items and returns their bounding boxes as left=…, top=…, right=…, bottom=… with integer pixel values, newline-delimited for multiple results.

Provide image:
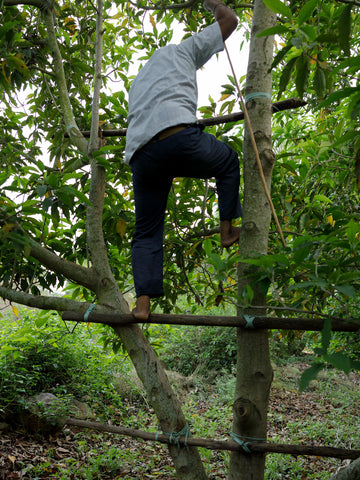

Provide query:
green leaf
left=313, top=65, right=326, bottom=99
left=300, top=363, right=324, bottom=392
left=298, top=0, right=318, bottom=26
left=336, top=284, right=355, bottom=298
left=36, top=185, right=48, bottom=197
left=270, top=44, right=292, bottom=70
left=278, top=56, right=297, bottom=99
left=257, top=25, right=290, bottom=38
left=318, top=87, right=358, bottom=108
left=338, top=4, right=352, bottom=56
left=324, top=353, right=351, bottom=374
left=295, top=53, right=310, bottom=99
left=262, top=0, right=293, bottom=20
left=321, top=317, right=332, bottom=352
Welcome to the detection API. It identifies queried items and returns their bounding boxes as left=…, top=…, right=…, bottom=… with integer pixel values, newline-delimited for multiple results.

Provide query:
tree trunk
left=330, top=458, right=360, bottom=480
left=229, top=1, right=276, bottom=479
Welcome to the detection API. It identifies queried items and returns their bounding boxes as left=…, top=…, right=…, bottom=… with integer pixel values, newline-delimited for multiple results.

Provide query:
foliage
left=0, top=309, right=131, bottom=421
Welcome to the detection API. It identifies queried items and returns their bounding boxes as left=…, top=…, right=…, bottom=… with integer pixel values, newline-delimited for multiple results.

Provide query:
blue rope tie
left=66, top=124, right=78, bottom=132
left=230, top=432, right=266, bottom=454
left=84, top=303, right=96, bottom=322
left=156, top=423, right=191, bottom=449
left=245, top=92, right=272, bottom=103
left=244, top=314, right=256, bottom=329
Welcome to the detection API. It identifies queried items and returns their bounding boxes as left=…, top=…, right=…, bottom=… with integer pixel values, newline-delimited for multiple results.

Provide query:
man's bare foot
left=220, top=220, right=240, bottom=248
left=132, top=295, right=151, bottom=321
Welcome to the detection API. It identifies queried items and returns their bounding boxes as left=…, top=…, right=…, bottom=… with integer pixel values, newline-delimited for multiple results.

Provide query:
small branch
left=88, top=0, right=104, bottom=155
left=66, top=418, right=360, bottom=460
left=0, top=287, right=88, bottom=313
left=3, top=0, right=48, bottom=6
left=61, top=311, right=360, bottom=332
left=43, top=7, right=88, bottom=154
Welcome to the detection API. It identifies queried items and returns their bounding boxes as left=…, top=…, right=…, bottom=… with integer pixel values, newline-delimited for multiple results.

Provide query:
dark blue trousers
left=130, top=125, right=242, bottom=298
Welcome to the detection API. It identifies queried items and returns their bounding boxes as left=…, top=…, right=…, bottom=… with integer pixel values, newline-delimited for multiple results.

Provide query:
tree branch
left=3, top=0, right=49, bottom=7
left=28, top=238, right=96, bottom=290
left=0, top=287, right=89, bottom=313
left=88, top=0, right=104, bottom=155
left=42, top=7, right=88, bottom=154
left=85, top=0, right=119, bottom=294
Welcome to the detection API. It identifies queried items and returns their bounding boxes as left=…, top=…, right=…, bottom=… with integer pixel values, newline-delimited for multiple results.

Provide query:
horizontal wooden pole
left=61, top=311, right=360, bottom=332
left=66, top=418, right=360, bottom=460
left=65, top=97, right=306, bottom=138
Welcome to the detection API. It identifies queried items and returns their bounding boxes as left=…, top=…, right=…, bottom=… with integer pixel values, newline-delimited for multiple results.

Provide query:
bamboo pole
left=61, top=311, right=360, bottom=332
left=66, top=418, right=360, bottom=460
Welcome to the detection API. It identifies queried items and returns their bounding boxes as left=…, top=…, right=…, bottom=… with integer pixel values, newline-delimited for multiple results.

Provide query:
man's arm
left=203, top=0, right=238, bottom=41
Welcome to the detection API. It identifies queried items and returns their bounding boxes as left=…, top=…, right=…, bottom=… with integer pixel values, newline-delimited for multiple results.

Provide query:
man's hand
left=203, top=0, right=238, bottom=41
left=203, top=0, right=222, bottom=13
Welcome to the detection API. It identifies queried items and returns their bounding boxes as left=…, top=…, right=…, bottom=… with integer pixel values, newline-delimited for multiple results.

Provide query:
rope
left=244, top=314, right=255, bottom=328
left=230, top=432, right=266, bottom=453
left=245, top=92, right=272, bottom=103
left=84, top=303, right=96, bottom=322
left=156, top=423, right=191, bottom=449
left=224, top=43, right=286, bottom=248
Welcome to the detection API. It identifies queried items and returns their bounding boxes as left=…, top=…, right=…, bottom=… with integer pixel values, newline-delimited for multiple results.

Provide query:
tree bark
left=330, top=457, right=360, bottom=480
left=41, top=3, right=208, bottom=478
left=229, top=1, right=276, bottom=479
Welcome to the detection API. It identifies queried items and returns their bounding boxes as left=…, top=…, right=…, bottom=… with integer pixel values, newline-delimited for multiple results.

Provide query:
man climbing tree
left=126, top=0, right=242, bottom=321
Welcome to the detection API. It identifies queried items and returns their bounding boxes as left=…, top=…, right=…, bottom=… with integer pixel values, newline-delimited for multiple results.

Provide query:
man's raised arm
left=204, top=0, right=238, bottom=41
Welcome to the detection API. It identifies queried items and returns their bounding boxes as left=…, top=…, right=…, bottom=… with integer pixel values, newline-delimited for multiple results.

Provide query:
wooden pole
left=65, top=418, right=360, bottom=460
left=64, top=98, right=306, bottom=138
left=61, top=311, right=360, bottom=332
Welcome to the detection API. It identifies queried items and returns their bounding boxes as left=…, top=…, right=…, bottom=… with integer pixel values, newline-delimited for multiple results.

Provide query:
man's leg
left=168, top=126, right=242, bottom=247
left=130, top=149, right=172, bottom=319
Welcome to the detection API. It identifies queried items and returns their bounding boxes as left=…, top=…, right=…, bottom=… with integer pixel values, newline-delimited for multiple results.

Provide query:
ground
left=1, top=364, right=359, bottom=480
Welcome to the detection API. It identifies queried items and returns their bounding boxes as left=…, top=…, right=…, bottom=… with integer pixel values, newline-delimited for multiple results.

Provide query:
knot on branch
left=261, top=148, right=275, bottom=166
left=243, top=221, right=257, bottom=233
left=233, top=397, right=262, bottom=430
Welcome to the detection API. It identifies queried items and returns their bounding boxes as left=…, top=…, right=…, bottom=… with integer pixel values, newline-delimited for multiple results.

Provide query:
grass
left=0, top=306, right=359, bottom=479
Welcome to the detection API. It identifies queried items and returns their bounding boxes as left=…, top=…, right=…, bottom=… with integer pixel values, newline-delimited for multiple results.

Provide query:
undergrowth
left=0, top=306, right=359, bottom=479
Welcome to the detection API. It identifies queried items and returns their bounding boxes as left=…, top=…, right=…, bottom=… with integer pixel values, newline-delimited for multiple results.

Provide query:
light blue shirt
left=124, top=22, right=224, bottom=164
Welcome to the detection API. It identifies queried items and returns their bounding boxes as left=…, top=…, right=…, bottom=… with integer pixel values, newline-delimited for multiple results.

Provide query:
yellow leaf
left=116, top=219, right=126, bottom=238
left=2, top=223, right=16, bottom=233
left=110, top=12, right=123, bottom=20
left=327, top=214, right=335, bottom=227
left=150, top=14, right=156, bottom=29
left=12, top=305, right=19, bottom=318
left=8, top=455, right=16, bottom=464
left=219, top=93, right=231, bottom=101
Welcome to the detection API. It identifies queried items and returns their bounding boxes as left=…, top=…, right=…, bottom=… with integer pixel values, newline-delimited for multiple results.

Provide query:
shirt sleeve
left=176, top=22, right=224, bottom=70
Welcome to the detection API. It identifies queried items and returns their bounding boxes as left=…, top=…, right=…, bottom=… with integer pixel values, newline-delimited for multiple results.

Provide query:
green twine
left=245, top=92, right=272, bottom=103
left=156, top=423, right=191, bottom=448
left=84, top=303, right=96, bottom=322
left=230, top=432, right=266, bottom=454
left=244, top=314, right=256, bottom=329
left=66, top=124, right=78, bottom=132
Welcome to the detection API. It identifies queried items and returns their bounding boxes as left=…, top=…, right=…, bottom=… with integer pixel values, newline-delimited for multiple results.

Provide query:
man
left=125, top=0, right=241, bottom=320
